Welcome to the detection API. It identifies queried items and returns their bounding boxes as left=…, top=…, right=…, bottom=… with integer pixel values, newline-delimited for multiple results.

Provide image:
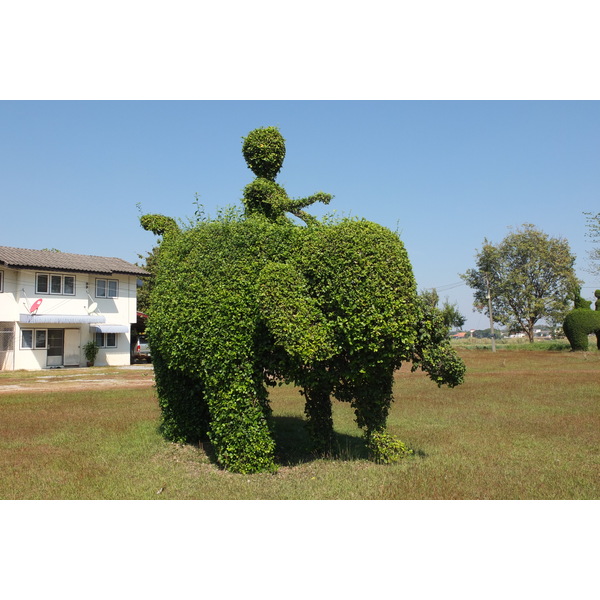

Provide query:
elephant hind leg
left=152, top=352, right=210, bottom=444
left=205, top=376, right=277, bottom=474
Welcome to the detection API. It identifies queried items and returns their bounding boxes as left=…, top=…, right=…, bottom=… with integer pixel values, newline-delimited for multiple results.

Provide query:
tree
left=135, top=245, right=159, bottom=316
left=441, top=298, right=466, bottom=330
left=461, top=224, right=580, bottom=343
left=420, top=289, right=466, bottom=331
left=584, top=211, right=600, bottom=276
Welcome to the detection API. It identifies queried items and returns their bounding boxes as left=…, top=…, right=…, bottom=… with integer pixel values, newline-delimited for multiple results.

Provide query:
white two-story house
left=0, top=246, right=148, bottom=370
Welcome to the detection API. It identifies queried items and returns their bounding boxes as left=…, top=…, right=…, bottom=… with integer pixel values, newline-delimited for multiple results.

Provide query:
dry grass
left=1, top=350, right=598, bottom=499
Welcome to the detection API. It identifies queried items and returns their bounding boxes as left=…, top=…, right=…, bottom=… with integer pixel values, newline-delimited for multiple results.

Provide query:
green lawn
left=1, top=349, right=598, bottom=499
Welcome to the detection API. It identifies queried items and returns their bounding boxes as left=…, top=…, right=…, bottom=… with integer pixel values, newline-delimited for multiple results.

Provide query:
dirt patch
left=0, top=365, right=155, bottom=394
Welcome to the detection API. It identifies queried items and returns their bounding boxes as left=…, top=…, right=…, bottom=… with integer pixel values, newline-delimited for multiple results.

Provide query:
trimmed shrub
left=142, top=126, right=465, bottom=473
left=242, top=126, right=286, bottom=180
left=365, top=431, right=413, bottom=464
left=563, top=308, right=600, bottom=351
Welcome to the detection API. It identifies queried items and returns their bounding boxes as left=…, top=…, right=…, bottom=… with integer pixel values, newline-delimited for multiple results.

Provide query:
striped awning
left=91, top=324, right=129, bottom=333
left=20, top=314, right=106, bottom=324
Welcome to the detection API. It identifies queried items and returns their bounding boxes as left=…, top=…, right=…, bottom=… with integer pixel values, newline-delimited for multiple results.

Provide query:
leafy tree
left=135, top=246, right=159, bottom=316
left=461, top=224, right=580, bottom=343
left=419, top=289, right=466, bottom=331
left=584, top=211, right=600, bottom=276
left=441, top=298, right=466, bottom=330
left=471, top=328, right=502, bottom=339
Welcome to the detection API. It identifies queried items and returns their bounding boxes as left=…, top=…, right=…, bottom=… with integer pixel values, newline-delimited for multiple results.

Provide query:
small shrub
left=365, top=431, right=413, bottom=464
left=83, top=341, right=99, bottom=366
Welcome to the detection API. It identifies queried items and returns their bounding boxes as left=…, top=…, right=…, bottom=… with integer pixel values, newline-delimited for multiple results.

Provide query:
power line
left=424, top=281, right=466, bottom=292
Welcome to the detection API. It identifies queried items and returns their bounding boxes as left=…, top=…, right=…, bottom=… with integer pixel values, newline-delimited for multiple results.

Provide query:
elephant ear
left=257, top=262, right=336, bottom=364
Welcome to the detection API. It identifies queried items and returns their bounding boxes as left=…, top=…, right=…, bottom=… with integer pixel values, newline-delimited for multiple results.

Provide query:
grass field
left=1, top=348, right=598, bottom=499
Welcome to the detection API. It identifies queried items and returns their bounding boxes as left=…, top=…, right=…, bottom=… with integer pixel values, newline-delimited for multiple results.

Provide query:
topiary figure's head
left=242, top=126, right=286, bottom=180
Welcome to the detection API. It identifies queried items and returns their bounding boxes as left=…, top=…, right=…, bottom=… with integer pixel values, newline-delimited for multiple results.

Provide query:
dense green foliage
left=141, top=126, right=465, bottom=473
left=83, top=341, right=99, bottom=365
left=563, top=290, right=600, bottom=351
left=242, top=126, right=286, bottom=180
left=241, top=126, right=332, bottom=225
left=461, top=224, right=580, bottom=342
left=420, top=289, right=466, bottom=331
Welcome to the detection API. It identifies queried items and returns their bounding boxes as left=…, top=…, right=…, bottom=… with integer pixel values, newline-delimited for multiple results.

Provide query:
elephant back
left=147, top=215, right=298, bottom=376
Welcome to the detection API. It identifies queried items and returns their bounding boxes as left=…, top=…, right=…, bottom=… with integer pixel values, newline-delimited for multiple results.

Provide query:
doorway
left=46, top=329, right=64, bottom=367
left=64, top=329, right=81, bottom=366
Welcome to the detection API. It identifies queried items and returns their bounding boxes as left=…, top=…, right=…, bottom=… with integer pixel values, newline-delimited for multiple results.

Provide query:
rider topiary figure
left=241, top=126, right=333, bottom=224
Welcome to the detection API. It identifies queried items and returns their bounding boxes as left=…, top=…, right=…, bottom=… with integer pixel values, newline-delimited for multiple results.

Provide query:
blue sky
left=1, top=100, right=598, bottom=329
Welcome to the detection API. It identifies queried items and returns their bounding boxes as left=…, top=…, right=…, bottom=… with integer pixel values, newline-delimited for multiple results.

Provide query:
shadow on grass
left=193, top=416, right=426, bottom=470
left=272, top=415, right=369, bottom=467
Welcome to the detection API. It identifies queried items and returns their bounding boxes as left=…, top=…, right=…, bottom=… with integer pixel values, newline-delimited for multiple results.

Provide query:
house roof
left=0, top=246, right=148, bottom=277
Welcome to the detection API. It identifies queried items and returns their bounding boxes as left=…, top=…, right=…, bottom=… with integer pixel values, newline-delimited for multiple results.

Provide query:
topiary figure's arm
left=243, top=180, right=333, bottom=225
left=287, top=192, right=334, bottom=211
left=286, top=192, right=334, bottom=225
left=140, top=214, right=180, bottom=236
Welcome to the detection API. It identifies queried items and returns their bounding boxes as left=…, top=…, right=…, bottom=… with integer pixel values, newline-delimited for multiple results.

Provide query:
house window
left=36, top=274, right=48, bottom=294
left=21, top=329, right=48, bottom=349
left=50, top=275, right=62, bottom=294
left=21, top=330, right=33, bottom=349
left=35, top=330, right=47, bottom=349
left=0, top=322, right=14, bottom=353
left=64, top=276, right=75, bottom=295
left=0, top=270, right=3, bottom=292
left=96, top=279, right=118, bottom=298
left=35, top=273, right=75, bottom=295
left=95, top=332, right=117, bottom=348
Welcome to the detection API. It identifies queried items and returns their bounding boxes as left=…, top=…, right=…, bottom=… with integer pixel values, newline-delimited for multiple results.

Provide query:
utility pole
left=485, top=274, right=496, bottom=352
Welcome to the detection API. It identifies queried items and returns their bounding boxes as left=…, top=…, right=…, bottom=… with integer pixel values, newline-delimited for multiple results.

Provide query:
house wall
left=0, top=267, right=19, bottom=321
left=0, top=267, right=138, bottom=370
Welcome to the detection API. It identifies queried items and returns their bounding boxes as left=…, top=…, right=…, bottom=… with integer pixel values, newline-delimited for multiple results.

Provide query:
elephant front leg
left=347, top=366, right=412, bottom=463
left=303, top=385, right=335, bottom=455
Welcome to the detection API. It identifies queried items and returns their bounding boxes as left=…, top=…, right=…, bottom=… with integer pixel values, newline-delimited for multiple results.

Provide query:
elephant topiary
left=563, top=290, right=600, bottom=351
left=141, top=126, right=465, bottom=473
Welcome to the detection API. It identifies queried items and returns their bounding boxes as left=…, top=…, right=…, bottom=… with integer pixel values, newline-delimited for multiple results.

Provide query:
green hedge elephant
left=563, top=290, right=600, bottom=351
left=141, top=127, right=465, bottom=473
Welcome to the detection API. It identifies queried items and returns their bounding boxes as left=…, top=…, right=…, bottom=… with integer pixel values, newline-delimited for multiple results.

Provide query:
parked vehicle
left=133, top=334, right=151, bottom=362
